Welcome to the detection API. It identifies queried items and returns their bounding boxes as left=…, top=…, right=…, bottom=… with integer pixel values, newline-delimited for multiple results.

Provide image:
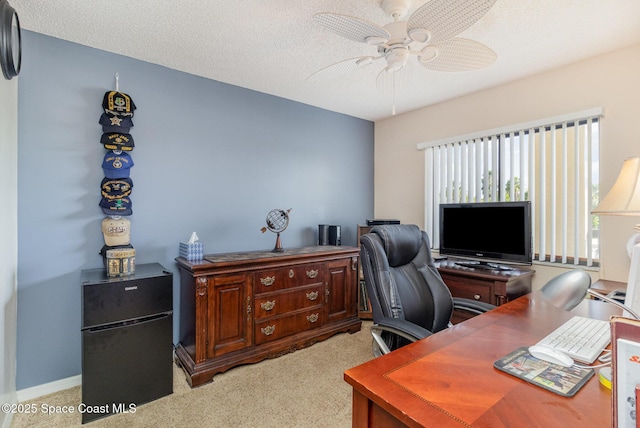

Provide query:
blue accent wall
left=17, top=31, right=374, bottom=389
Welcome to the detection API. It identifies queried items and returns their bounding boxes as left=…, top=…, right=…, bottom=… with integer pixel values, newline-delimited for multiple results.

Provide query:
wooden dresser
left=175, top=245, right=361, bottom=387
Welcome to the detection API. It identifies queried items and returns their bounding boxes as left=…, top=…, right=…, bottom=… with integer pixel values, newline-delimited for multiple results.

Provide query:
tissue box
left=180, top=242, right=203, bottom=261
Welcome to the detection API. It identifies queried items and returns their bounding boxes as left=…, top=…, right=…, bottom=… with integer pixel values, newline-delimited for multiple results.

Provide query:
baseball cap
left=102, top=152, right=134, bottom=179
left=99, top=196, right=132, bottom=216
left=101, top=133, right=134, bottom=151
left=99, top=112, right=133, bottom=133
left=102, top=91, right=136, bottom=117
left=101, top=177, right=133, bottom=200
left=101, top=217, right=131, bottom=246
left=99, top=243, right=134, bottom=257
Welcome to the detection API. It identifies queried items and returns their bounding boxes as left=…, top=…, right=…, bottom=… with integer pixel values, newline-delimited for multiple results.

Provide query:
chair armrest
left=370, top=317, right=433, bottom=355
left=375, top=317, right=433, bottom=341
left=453, top=297, right=496, bottom=316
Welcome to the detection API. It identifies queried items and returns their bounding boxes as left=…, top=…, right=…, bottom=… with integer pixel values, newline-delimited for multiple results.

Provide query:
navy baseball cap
left=98, top=244, right=133, bottom=257
left=99, top=112, right=133, bottom=133
left=101, top=177, right=133, bottom=200
left=101, top=133, right=134, bottom=151
left=99, top=196, right=133, bottom=216
left=102, top=152, right=134, bottom=179
left=99, top=243, right=134, bottom=257
left=102, top=91, right=136, bottom=117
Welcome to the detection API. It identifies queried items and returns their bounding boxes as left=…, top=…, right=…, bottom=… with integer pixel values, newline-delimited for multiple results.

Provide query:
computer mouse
left=528, top=345, right=574, bottom=367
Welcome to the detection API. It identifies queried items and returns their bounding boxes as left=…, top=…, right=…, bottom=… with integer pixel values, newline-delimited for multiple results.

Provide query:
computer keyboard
left=535, top=315, right=611, bottom=364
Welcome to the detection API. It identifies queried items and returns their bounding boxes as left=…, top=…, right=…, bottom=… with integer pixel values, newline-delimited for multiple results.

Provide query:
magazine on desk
left=494, top=346, right=594, bottom=397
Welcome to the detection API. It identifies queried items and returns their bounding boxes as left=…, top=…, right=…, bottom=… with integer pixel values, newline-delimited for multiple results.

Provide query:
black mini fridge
left=81, top=263, right=173, bottom=424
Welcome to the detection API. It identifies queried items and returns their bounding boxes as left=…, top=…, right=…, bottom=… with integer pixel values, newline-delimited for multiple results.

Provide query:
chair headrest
left=371, top=224, right=422, bottom=267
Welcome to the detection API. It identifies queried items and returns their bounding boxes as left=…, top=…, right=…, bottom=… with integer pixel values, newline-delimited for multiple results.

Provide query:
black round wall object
left=0, top=0, right=21, bottom=80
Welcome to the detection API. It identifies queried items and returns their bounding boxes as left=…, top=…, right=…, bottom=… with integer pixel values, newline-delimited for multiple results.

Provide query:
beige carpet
left=11, top=322, right=373, bottom=428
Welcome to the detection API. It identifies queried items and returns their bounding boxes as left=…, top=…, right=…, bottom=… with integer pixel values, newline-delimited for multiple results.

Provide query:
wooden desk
left=344, top=292, right=620, bottom=427
left=591, top=278, right=627, bottom=295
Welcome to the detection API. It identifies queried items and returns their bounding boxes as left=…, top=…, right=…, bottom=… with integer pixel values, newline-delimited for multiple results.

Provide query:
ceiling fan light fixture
left=408, top=28, right=431, bottom=44
left=419, top=46, right=439, bottom=63
left=385, top=48, right=408, bottom=72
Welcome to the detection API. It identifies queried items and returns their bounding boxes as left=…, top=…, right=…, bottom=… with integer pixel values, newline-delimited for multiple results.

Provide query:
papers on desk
left=494, top=347, right=594, bottom=397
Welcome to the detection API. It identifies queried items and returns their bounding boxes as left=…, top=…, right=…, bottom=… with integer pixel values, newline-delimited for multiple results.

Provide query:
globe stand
left=273, top=232, right=284, bottom=252
left=261, top=208, right=291, bottom=253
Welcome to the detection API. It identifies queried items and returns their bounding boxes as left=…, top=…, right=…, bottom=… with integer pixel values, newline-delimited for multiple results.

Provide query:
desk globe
left=261, top=208, right=291, bottom=252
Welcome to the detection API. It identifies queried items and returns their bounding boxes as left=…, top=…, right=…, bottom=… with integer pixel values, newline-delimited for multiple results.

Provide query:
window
left=418, top=108, right=602, bottom=267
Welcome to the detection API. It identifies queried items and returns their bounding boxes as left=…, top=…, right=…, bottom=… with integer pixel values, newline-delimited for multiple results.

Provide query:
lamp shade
left=592, top=157, right=640, bottom=215
left=540, top=269, right=591, bottom=311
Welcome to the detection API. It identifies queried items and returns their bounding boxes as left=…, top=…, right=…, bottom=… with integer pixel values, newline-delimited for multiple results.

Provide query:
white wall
left=0, top=74, right=18, bottom=427
left=374, top=43, right=640, bottom=288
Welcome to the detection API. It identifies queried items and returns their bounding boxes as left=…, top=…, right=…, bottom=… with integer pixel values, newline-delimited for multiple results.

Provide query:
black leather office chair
left=360, top=224, right=496, bottom=356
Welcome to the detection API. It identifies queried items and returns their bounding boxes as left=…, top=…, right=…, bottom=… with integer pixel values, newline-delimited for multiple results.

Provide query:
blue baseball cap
left=101, top=132, right=134, bottom=151
left=102, top=152, right=134, bottom=179
left=99, top=196, right=133, bottom=216
left=101, top=177, right=133, bottom=200
left=99, top=112, right=133, bottom=133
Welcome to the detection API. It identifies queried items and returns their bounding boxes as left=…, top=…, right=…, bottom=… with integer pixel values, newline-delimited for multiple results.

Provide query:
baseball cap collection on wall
left=99, top=89, right=137, bottom=277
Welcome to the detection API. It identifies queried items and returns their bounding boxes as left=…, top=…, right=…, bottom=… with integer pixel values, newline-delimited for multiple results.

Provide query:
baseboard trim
left=16, top=375, right=81, bottom=402
left=1, top=413, right=13, bottom=428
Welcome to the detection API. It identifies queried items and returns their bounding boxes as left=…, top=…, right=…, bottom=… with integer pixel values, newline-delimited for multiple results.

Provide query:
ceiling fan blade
left=306, top=56, right=378, bottom=82
left=419, top=38, right=497, bottom=72
left=314, top=13, right=390, bottom=44
left=407, top=0, right=497, bottom=43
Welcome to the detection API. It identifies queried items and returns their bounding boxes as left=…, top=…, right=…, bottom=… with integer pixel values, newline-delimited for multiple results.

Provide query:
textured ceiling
left=11, top=0, right=640, bottom=121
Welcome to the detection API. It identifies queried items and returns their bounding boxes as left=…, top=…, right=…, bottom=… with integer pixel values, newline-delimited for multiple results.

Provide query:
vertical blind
left=418, top=108, right=602, bottom=266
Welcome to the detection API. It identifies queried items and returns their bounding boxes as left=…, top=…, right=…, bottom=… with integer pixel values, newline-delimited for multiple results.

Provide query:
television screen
left=439, top=201, right=532, bottom=268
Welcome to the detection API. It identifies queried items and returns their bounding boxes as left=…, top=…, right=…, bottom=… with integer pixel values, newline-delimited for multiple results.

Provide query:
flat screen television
left=439, top=201, right=532, bottom=269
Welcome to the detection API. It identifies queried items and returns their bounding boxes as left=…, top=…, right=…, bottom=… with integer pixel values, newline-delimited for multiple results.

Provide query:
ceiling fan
left=309, top=0, right=498, bottom=112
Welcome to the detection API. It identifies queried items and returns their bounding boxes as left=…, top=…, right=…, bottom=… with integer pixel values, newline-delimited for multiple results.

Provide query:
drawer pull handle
left=306, top=291, right=319, bottom=301
left=260, top=276, right=276, bottom=286
left=261, top=325, right=276, bottom=336
left=289, top=269, right=294, bottom=278
left=260, top=300, right=276, bottom=311
left=307, top=313, right=319, bottom=323
left=306, top=269, right=319, bottom=279
left=474, top=294, right=481, bottom=300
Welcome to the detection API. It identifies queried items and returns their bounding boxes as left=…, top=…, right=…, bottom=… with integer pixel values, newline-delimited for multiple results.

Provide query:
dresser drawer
left=254, top=263, right=324, bottom=294
left=288, top=263, right=324, bottom=286
left=253, top=269, right=287, bottom=293
left=254, top=285, right=323, bottom=319
left=254, top=309, right=323, bottom=345
left=444, top=277, right=491, bottom=304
